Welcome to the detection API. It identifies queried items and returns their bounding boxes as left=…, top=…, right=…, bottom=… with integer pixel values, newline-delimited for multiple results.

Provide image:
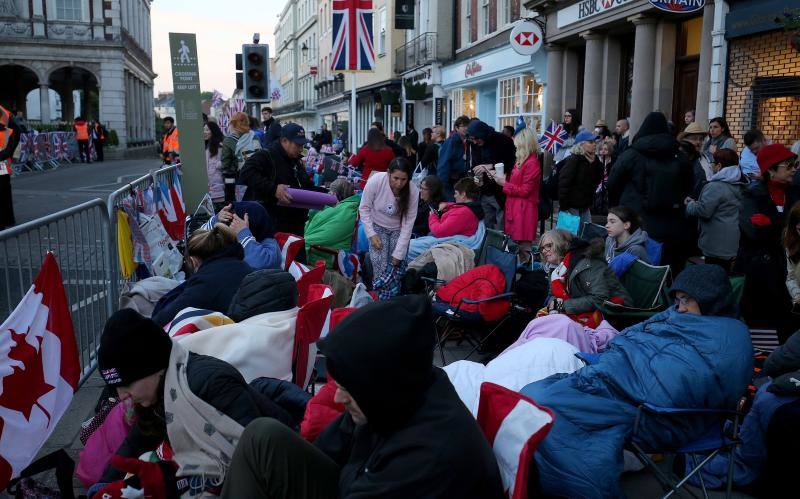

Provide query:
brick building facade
left=725, top=29, right=800, bottom=149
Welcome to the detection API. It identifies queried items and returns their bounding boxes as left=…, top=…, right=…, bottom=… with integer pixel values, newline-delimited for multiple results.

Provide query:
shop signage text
left=648, top=0, right=705, bottom=13
left=465, top=61, right=483, bottom=78
left=557, top=0, right=634, bottom=29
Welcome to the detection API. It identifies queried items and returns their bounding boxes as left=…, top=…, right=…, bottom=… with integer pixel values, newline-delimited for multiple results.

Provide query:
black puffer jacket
left=314, top=296, right=504, bottom=498
left=151, top=244, right=252, bottom=326
left=607, top=112, right=694, bottom=242
left=226, top=269, right=297, bottom=322
left=558, top=153, right=601, bottom=211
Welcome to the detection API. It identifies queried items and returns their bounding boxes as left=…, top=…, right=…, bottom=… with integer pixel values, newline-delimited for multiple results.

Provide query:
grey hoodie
left=604, top=228, right=650, bottom=264
left=686, top=165, right=747, bottom=259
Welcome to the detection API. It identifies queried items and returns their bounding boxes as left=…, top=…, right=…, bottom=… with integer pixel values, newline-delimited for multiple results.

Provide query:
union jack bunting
left=331, top=0, right=375, bottom=72
left=538, top=120, right=569, bottom=155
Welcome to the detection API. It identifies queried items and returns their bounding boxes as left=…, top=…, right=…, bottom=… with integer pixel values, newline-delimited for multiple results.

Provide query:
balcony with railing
left=395, top=32, right=438, bottom=74
left=315, top=74, right=346, bottom=100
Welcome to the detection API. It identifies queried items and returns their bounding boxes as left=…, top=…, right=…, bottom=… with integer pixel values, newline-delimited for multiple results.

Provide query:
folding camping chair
left=626, top=399, right=746, bottom=499
left=292, top=284, right=334, bottom=390
left=577, top=353, right=746, bottom=499
left=599, top=260, right=672, bottom=329
left=433, top=244, right=520, bottom=364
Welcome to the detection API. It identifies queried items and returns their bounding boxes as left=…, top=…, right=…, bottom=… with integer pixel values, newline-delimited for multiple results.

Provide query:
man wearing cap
left=221, top=295, right=504, bottom=499
left=558, top=129, right=603, bottom=226
left=737, top=143, right=800, bottom=343
left=240, top=123, right=326, bottom=236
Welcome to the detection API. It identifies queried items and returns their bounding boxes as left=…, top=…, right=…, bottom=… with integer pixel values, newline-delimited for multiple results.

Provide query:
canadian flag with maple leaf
left=0, top=252, right=80, bottom=489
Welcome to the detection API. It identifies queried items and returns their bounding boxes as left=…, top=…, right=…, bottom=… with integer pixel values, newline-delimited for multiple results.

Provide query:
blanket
left=406, top=221, right=486, bottom=261
left=502, top=314, right=619, bottom=355
left=177, top=308, right=298, bottom=383
left=445, top=338, right=584, bottom=417
left=520, top=307, right=753, bottom=498
left=408, top=242, right=475, bottom=282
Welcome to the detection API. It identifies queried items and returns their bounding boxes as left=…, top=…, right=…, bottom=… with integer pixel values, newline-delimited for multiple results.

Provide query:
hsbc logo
left=514, top=31, right=540, bottom=46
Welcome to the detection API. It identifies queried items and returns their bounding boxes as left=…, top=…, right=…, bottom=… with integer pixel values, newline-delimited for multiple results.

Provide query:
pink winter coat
left=428, top=202, right=482, bottom=238
left=503, top=154, right=542, bottom=242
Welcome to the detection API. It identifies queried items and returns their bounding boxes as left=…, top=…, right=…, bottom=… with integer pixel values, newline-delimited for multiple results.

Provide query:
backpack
left=234, top=131, right=262, bottom=172
left=641, top=154, right=684, bottom=212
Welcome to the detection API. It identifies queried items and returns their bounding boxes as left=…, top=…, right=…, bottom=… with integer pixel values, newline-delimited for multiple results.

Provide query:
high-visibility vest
left=162, top=127, right=180, bottom=156
left=0, top=105, right=14, bottom=176
left=75, top=122, right=89, bottom=141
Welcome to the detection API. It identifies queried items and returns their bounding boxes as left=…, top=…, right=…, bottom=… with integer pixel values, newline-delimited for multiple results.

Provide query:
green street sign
left=169, top=33, right=206, bottom=210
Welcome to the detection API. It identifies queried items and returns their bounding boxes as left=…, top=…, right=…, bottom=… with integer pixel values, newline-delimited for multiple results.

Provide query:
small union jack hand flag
left=538, top=120, right=569, bottom=156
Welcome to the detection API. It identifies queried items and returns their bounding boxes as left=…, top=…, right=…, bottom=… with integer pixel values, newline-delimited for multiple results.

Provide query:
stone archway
left=0, top=64, right=40, bottom=114
left=48, top=66, right=100, bottom=122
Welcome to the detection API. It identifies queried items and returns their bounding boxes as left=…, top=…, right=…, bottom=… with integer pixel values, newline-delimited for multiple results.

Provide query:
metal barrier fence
left=0, top=199, right=115, bottom=387
left=107, top=164, right=180, bottom=292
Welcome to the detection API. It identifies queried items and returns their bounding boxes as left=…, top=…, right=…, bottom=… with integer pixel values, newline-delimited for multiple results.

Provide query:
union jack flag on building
left=538, top=120, right=569, bottom=155
left=331, top=0, right=375, bottom=72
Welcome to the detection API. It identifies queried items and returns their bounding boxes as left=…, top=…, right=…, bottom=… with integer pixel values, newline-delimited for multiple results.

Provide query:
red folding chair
left=293, top=284, right=334, bottom=389
left=297, top=261, right=326, bottom=306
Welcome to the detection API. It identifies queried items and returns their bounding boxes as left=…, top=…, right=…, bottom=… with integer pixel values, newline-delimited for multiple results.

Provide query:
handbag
left=411, top=162, right=427, bottom=186
left=556, top=211, right=581, bottom=235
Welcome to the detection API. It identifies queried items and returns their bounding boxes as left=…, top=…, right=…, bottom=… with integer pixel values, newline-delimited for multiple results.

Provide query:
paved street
left=10, top=157, right=162, bottom=225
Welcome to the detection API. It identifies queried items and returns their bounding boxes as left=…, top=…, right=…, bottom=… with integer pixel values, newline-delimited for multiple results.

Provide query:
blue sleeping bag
left=521, top=306, right=753, bottom=498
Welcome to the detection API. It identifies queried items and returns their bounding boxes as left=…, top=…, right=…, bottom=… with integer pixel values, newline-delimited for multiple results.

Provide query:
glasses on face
left=540, top=242, right=554, bottom=253
left=674, top=295, right=692, bottom=306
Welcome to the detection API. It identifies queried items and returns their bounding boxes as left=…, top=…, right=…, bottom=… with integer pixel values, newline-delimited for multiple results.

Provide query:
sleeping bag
left=520, top=306, right=753, bottom=498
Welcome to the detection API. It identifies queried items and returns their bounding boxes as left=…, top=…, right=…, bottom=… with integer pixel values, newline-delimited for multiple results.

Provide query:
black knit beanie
left=98, top=309, right=173, bottom=386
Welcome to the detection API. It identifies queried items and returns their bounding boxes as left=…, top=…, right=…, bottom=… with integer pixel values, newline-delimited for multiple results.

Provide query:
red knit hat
left=758, top=143, right=797, bottom=174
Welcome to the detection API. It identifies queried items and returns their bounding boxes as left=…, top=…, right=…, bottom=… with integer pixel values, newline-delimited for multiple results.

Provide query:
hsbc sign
left=509, top=21, right=544, bottom=56
left=557, top=0, right=635, bottom=29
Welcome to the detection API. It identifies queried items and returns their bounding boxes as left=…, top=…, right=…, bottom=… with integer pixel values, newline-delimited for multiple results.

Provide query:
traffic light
left=242, top=44, right=269, bottom=102
left=235, top=53, right=243, bottom=90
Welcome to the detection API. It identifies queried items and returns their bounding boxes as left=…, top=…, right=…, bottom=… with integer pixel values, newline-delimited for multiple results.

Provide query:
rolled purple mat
left=278, top=188, right=338, bottom=210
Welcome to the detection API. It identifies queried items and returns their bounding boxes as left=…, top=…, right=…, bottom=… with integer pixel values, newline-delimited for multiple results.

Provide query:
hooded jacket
left=558, top=152, right=601, bottom=211
left=467, top=121, right=516, bottom=201
left=686, top=165, right=748, bottom=259
left=607, top=112, right=694, bottom=242
left=669, top=264, right=736, bottom=317
left=428, top=200, right=483, bottom=238
left=151, top=244, right=252, bottom=326
left=604, top=227, right=650, bottom=264
left=563, top=239, right=632, bottom=315
left=314, top=296, right=504, bottom=498
left=202, top=202, right=281, bottom=270
left=436, top=131, right=468, bottom=191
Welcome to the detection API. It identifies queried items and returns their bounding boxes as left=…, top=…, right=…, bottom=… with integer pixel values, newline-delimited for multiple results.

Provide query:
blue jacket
left=436, top=132, right=467, bottom=189
left=151, top=244, right=252, bottom=326
left=203, top=214, right=281, bottom=270
left=521, top=307, right=753, bottom=498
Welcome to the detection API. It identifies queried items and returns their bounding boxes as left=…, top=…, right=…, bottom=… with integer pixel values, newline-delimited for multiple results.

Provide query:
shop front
left=440, top=45, right=547, bottom=134
left=725, top=0, right=800, bottom=148
left=527, top=0, right=717, bottom=134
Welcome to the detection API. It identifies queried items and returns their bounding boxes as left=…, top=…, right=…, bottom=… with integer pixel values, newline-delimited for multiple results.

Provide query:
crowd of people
left=78, top=104, right=800, bottom=498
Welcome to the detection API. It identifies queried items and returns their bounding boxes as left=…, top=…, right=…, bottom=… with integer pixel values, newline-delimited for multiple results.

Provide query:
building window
left=497, top=75, right=544, bottom=134
left=464, top=0, right=472, bottom=45
left=450, top=88, right=477, bottom=127
left=500, top=0, right=510, bottom=26
left=379, top=8, right=387, bottom=55
left=56, top=0, right=82, bottom=21
left=481, top=0, right=489, bottom=36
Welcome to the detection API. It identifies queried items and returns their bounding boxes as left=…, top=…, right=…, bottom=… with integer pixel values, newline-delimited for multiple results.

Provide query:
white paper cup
left=494, top=163, right=504, bottom=177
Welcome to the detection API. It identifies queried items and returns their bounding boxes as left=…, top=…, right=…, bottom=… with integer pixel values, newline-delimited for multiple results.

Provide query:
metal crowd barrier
left=0, top=199, right=115, bottom=387
left=107, top=164, right=180, bottom=291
